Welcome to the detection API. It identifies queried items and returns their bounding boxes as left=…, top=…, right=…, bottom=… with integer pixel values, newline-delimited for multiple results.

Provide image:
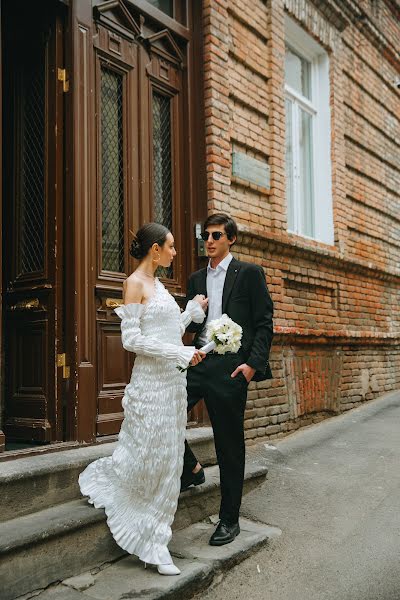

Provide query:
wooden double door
left=0, top=0, right=206, bottom=447
left=2, top=0, right=68, bottom=444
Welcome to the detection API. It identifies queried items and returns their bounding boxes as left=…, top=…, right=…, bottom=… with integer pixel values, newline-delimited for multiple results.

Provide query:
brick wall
left=202, top=0, right=400, bottom=443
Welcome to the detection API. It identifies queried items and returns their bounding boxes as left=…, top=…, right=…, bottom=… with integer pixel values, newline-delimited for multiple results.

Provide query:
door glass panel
left=146, top=0, right=173, bottom=17
left=299, top=108, right=314, bottom=237
left=152, top=91, right=173, bottom=279
left=100, top=67, right=125, bottom=273
left=285, top=98, right=295, bottom=231
left=17, top=42, right=46, bottom=275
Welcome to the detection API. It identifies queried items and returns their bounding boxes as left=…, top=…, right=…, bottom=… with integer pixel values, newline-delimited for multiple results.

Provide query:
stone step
left=0, top=448, right=268, bottom=600
left=0, top=427, right=216, bottom=523
left=27, top=518, right=281, bottom=600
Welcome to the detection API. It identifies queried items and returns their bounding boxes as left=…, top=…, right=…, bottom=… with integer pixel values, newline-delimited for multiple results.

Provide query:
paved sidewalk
left=197, top=390, right=400, bottom=600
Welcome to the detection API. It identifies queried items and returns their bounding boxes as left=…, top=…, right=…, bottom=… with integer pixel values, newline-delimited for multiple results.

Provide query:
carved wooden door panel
left=93, top=10, right=139, bottom=436
left=2, top=1, right=66, bottom=443
left=92, top=0, right=207, bottom=436
left=92, top=3, right=189, bottom=436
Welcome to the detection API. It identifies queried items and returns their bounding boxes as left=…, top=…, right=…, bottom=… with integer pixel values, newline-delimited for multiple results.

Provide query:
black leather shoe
left=209, top=521, right=240, bottom=546
left=180, top=467, right=205, bottom=492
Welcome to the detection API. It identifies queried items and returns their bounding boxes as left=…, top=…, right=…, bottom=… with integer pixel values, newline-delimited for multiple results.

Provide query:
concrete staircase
left=0, top=428, right=268, bottom=600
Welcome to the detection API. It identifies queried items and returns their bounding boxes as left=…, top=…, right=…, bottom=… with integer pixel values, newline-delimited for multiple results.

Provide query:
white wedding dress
left=79, top=278, right=204, bottom=565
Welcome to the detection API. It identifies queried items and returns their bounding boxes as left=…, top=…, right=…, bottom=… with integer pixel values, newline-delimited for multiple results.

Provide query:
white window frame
left=285, top=16, right=334, bottom=245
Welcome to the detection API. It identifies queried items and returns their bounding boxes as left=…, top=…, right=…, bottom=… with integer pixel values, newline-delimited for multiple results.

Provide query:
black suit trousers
left=183, top=352, right=248, bottom=525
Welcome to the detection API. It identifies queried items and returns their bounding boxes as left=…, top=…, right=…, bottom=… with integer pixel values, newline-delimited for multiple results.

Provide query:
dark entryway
left=1, top=0, right=67, bottom=445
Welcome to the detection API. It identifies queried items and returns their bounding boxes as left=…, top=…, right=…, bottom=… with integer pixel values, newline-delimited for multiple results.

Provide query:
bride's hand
left=193, top=294, right=208, bottom=311
left=190, top=350, right=206, bottom=366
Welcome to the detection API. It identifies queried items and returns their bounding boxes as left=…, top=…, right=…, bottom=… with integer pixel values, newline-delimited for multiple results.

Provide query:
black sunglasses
left=200, top=231, right=226, bottom=241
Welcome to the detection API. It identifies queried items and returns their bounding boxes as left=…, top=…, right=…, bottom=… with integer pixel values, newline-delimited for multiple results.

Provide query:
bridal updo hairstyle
left=129, top=222, right=170, bottom=260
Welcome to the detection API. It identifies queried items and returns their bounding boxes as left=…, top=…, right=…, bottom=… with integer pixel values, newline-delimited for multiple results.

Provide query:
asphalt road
left=196, top=391, right=400, bottom=600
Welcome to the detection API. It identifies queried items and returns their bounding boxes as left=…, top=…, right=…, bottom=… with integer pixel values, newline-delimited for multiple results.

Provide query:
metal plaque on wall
left=232, top=151, right=270, bottom=189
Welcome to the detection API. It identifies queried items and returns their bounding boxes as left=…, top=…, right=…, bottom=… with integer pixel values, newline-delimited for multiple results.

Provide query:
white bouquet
left=179, top=314, right=242, bottom=371
left=203, top=314, right=243, bottom=355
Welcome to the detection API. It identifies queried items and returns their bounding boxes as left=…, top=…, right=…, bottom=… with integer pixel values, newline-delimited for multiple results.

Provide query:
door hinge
left=57, top=353, right=71, bottom=379
left=57, top=68, right=69, bottom=93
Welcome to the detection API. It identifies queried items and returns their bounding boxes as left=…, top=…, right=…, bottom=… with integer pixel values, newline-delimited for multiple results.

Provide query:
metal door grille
left=18, top=51, right=46, bottom=275
left=152, top=91, right=173, bottom=279
left=101, top=67, right=125, bottom=273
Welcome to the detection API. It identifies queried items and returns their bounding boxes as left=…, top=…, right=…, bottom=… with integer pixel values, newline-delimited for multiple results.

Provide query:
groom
left=182, top=213, right=273, bottom=546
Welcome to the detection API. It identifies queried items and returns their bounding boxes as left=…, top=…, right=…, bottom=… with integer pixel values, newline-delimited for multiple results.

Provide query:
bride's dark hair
left=130, top=222, right=170, bottom=260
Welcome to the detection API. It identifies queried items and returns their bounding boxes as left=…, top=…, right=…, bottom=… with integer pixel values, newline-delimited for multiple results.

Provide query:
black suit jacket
left=186, top=257, right=273, bottom=382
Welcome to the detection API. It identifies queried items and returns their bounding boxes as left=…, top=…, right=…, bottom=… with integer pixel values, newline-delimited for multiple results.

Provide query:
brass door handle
left=10, top=298, right=40, bottom=311
left=106, top=298, right=123, bottom=309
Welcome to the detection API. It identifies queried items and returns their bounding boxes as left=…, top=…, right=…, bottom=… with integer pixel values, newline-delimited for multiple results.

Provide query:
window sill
left=287, top=228, right=335, bottom=249
left=237, top=225, right=400, bottom=282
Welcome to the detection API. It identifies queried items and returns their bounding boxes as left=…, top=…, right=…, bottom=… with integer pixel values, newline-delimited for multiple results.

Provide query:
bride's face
left=157, top=232, right=176, bottom=268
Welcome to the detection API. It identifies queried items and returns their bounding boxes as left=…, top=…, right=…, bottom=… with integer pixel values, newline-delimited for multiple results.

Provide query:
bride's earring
left=152, top=254, right=160, bottom=264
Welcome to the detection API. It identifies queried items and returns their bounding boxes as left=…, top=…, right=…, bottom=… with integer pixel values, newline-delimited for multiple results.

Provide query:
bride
left=79, top=223, right=207, bottom=575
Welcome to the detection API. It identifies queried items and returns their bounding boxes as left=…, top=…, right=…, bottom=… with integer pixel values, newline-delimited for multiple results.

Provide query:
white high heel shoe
left=144, top=562, right=181, bottom=576
left=157, top=563, right=181, bottom=576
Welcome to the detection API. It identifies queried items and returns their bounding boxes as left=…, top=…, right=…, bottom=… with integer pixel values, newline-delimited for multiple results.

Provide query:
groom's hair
left=203, top=213, right=238, bottom=243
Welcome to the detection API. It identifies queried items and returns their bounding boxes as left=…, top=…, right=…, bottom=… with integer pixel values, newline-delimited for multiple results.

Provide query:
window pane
left=299, top=109, right=314, bottom=237
left=101, top=68, right=125, bottom=273
left=146, top=0, right=173, bottom=17
left=285, top=46, right=311, bottom=100
left=18, top=39, right=46, bottom=275
left=285, top=98, right=295, bottom=231
left=152, top=91, right=173, bottom=279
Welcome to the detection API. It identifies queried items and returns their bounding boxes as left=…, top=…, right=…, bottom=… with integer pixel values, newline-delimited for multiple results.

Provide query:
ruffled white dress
left=79, top=278, right=205, bottom=565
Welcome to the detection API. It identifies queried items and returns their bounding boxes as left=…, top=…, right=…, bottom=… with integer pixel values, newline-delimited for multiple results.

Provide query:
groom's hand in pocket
left=190, top=350, right=206, bottom=366
left=231, top=363, right=256, bottom=383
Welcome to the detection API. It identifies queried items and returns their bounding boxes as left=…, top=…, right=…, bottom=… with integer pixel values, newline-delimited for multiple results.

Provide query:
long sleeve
left=115, top=303, right=196, bottom=369
left=246, top=266, right=274, bottom=373
left=180, top=299, right=206, bottom=335
left=185, top=272, right=208, bottom=335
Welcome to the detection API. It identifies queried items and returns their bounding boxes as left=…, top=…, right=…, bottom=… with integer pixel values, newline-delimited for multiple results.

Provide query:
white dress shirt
left=198, top=253, right=233, bottom=347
